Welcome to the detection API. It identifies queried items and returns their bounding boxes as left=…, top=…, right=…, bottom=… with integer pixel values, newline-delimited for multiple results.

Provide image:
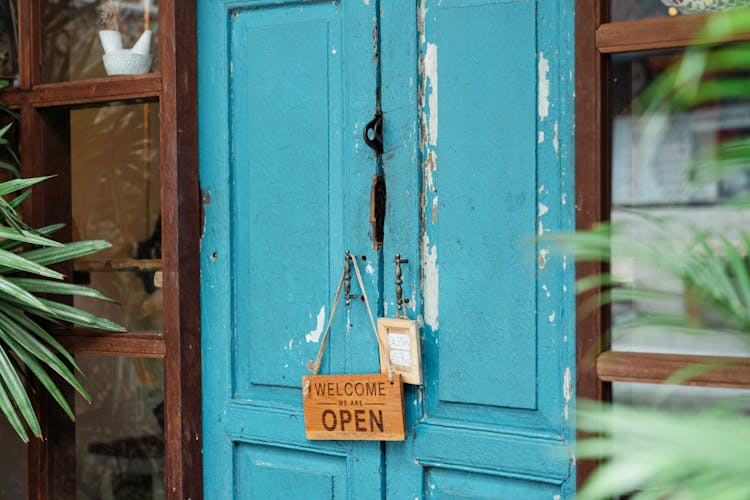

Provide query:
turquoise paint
left=200, top=0, right=576, bottom=497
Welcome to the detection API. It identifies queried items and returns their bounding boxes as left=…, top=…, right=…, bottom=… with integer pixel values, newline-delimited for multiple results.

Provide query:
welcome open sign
left=302, top=373, right=406, bottom=440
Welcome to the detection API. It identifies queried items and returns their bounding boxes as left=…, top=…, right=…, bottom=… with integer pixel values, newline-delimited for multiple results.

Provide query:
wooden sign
left=302, top=373, right=406, bottom=441
left=377, top=318, right=422, bottom=385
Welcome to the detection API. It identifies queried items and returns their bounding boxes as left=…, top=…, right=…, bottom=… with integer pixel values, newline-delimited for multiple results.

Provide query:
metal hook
left=395, top=253, right=410, bottom=314
left=344, top=250, right=358, bottom=306
left=363, top=113, right=383, bottom=155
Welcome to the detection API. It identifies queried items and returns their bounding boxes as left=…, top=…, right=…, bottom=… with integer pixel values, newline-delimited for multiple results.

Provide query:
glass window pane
left=0, top=417, right=26, bottom=498
left=610, top=1, right=749, bottom=22
left=609, top=48, right=750, bottom=356
left=42, top=0, right=159, bottom=83
left=75, top=355, right=164, bottom=499
left=70, top=102, right=161, bottom=332
left=614, top=382, right=750, bottom=410
left=0, top=0, right=18, bottom=87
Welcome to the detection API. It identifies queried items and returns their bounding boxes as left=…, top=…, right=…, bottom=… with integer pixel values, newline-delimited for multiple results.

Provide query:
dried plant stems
left=99, top=0, right=119, bottom=31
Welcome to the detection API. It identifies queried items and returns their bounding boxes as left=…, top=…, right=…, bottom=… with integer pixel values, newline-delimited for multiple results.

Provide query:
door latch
left=363, top=113, right=383, bottom=155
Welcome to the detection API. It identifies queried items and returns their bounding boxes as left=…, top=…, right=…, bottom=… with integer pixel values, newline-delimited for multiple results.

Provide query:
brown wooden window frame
left=575, top=1, right=750, bottom=489
left=0, top=2, right=201, bottom=498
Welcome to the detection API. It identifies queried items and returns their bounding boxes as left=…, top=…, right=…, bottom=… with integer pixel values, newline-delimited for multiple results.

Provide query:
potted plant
left=0, top=121, right=123, bottom=442
left=98, top=0, right=152, bottom=76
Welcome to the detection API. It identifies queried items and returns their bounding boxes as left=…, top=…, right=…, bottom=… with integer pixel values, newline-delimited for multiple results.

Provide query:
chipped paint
left=554, top=495, right=561, bottom=500
left=432, top=196, right=438, bottom=223
left=561, top=193, right=567, bottom=205
left=538, top=52, right=550, bottom=121
left=539, top=248, right=550, bottom=269
left=542, top=284, right=551, bottom=298
left=364, top=0, right=371, bottom=4
left=425, top=151, right=437, bottom=192
left=563, top=367, right=572, bottom=420
left=366, top=263, right=375, bottom=274
left=538, top=131, right=544, bottom=144
left=562, top=255, right=567, bottom=270
left=538, top=202, right=549, bottom=217
left=538, top=184, right=545, bottom=194
left=288, top=339, right=293, bottom=351
left=422, top=235, right=439, bottom=330
left=305, top=306, right=325, bottom=343
left=553, top=120, right=559, bottom=156
left=538, top=220, right=544, bottom=237
left=548, top=311, right=556, bottom=323
left=424, top=43, right=439, bottom=146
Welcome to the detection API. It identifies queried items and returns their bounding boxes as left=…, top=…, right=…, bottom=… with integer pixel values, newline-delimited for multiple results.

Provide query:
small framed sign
left=302, top=373, right=406, bottom=441
left=377, top=318, right=422, bottom=385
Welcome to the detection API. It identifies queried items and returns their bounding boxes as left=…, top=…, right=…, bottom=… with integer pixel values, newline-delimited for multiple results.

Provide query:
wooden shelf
left=0, top=73, right=161, bottom=108
left=597, top=14, right=750, bottom=54
left=75, top=258, right=162, bottom=272
left=597, top=351, right=750, bottom=389
left=55, top=330, right=165, bottom=358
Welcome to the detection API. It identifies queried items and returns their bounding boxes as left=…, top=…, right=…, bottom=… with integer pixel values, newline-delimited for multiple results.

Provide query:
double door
left=198, top=0, right=575, bottom=497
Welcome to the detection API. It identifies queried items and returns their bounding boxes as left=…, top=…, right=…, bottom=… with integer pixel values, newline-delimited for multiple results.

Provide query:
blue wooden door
left=199, top=0, right=575, bottom=498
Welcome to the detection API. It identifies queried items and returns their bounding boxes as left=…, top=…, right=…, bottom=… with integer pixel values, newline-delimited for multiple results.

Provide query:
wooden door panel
left=426, top=468, right=563, bottom=500
left=384, top=0, right=575, bottom=497
left=231, top=3, right=345, bottom=401
left=200, top=1, right=383, bottom=498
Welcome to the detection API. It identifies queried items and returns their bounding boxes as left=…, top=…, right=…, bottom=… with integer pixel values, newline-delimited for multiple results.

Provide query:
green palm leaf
left=0, top=327, right=76, bottom=420
left=18, top=240, right=111, bottom=268
left=0, top=344, right=40, bottom=437
left=6, top=278, right=116, bottom=302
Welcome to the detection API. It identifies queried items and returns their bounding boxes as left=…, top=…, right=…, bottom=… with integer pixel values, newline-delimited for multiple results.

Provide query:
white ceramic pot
left=103, top=53, right=153, bottom=75
left=98, top=30, right=122, bottom=54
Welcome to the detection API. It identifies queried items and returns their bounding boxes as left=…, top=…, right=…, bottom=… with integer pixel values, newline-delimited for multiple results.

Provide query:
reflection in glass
left=610, top=0, right=750, bottom=22
left=70, top=102, right=162, bottom=332
left=610, top=49, right=750, bottom=356
left=614, top=383, right=750, bottom=410
left=0, top=0, right=18, bottom=86
left=42, top=0, right=159, bottom=82
left=75, top=355, right=164, bottom=499
left=0, top=417, right=25, bottom=498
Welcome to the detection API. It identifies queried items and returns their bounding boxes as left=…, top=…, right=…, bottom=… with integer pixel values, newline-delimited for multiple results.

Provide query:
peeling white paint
left=539, top=249, right=550, bottom=269
left=538, top=203, right=549, bottom=217
left=542, top=284, right=551, bottom=298
left=366, top=263, right=375, bottom=274
left=562, top=255, right=567, bottom=270
left=425, top=151, right=438, bottom=192
left=424, top=43, right=439, bottom=146
left=548, top=311, right=556, bottom=323
left=538, top=52, right=550, bottom=121
left=538, top=131, right=545, bottom=144
left=432, top=196, right=438, bottom=223
left=538, top=220, right=544, bottom=237
left=288, top=339, right=293, bottom=351
left=305, top=306, right=326, bottom=343
left=563, top=367, right=572, bottom=420
left=561, top=193, right=567, bottom=205
left=563, top=285, right=568, bottom=292
left=553, top=120, right=559, bottom=156
left=538, top=184, right=545, bottom=194
left=422, top=235, right=439, bottom=329
left=554, top=495, right=561, bottom=500
left=364, top=0, right=371, bottom=4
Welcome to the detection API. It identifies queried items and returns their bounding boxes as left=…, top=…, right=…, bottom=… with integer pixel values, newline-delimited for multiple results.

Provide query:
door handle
left=363, top=113, right=383, bottom=155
